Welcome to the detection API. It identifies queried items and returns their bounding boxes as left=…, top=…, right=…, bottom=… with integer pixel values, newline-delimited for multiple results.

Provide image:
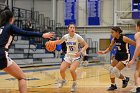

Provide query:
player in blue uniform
left=0, top=7, right=54, bottom=93
left=98, top=26, right=136, bottom=91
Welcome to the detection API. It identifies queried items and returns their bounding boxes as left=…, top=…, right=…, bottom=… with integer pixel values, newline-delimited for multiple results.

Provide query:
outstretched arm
left=54, top=40, right=64, bottom=44
left=53, top=35, right=66, bottom=44
left=11, top=25, right=54, bottom=38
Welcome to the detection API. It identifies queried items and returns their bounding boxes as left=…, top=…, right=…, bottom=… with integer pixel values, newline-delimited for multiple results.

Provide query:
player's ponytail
left=111, top=26, right=123, bottom=34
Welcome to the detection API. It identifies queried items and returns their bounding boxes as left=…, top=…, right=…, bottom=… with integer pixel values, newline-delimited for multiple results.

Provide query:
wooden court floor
left=0, top=64, right=136, bottom=93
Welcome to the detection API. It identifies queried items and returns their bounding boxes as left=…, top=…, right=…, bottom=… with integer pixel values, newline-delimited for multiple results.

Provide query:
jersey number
left=0, top=28, right=3, bottom=35
left=117, top=46, right=121, bottom=51
left=69, top=46, right=74, bottom=51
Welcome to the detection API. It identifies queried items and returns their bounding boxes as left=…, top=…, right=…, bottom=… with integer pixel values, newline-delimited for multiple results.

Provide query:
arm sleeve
left=11, top=25, right=43, bottom=37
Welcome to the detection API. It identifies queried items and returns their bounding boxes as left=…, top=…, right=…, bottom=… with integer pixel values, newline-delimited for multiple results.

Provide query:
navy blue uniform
left=0, top=24, right=43, bottom=69
left=114, top=35, right=130, bottom=62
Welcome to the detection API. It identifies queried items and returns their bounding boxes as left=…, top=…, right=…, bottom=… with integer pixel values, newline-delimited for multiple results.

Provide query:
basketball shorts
left=64, top=54, right=81, bottom=64
left=0, top=51, right=14, bottom=70
left=115, top=52, right=130, bottom=65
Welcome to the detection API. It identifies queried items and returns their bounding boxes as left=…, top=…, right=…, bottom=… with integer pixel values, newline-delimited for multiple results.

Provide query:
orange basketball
left=45, top=41, right=56, bottom=52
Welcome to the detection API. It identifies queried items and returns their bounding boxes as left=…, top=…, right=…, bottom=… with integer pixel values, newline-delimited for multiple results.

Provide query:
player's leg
left=70, top=61, right=80, bottom=92
left=107, top=58, right=118, bottom=91
left=58, top=61, right=70, bottom=88
left=114, top=61, right=129, bottom=88
left=3, top=62, right=27, bottom=93
left=130, top=60, right=140, bottom=92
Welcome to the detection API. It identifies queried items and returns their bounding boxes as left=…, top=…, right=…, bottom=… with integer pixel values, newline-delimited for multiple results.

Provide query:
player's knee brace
left=110, top=67, right=121, bottom=78
left=109, top=66, right=115, bottom=78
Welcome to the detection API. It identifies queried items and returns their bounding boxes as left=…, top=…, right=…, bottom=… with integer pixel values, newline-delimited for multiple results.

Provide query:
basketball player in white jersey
left=54, top=23, right=88, bottom=92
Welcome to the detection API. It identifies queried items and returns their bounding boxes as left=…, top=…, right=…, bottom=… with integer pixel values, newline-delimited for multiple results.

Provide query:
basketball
left=45, top=41, right=56, bottom=52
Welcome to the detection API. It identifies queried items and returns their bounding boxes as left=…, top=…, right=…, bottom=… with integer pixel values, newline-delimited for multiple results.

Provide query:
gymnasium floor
left=0, top=63, right=136, bottom=93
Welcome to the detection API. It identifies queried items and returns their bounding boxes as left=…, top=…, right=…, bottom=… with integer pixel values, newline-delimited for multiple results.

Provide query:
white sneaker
left=130, top=86, right=137, bottom=93
left=58, top=80, right=66, bottom=88
left=71, top=82, right=77, bottom=92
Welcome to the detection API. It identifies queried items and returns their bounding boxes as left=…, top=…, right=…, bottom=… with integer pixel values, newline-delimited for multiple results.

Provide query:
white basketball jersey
left=61, top=33, right=84, bottom=56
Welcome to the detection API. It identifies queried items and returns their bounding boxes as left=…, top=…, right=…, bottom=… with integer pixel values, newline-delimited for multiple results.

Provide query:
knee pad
left=109, top=66, right=114, bottom=72
left=110, top=67, right=121, bottom=78
left=109, top=66, right=115, bottom=78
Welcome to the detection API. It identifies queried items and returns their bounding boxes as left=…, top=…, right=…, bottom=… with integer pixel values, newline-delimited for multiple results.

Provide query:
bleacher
left=0, top=4, right=63, bottom=67
left=0, top=3, right=104, bottom=67
left=9, top=36, right=62, bottom=67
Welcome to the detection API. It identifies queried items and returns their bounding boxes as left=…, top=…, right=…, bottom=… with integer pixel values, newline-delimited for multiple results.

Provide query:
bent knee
left=110, top=67, right=120, bottom=78
left=17, top=75, right=26, bottom=80
left=17, top=77, right=26, bottom=81
left=70, top=68, right=76, bottom=73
